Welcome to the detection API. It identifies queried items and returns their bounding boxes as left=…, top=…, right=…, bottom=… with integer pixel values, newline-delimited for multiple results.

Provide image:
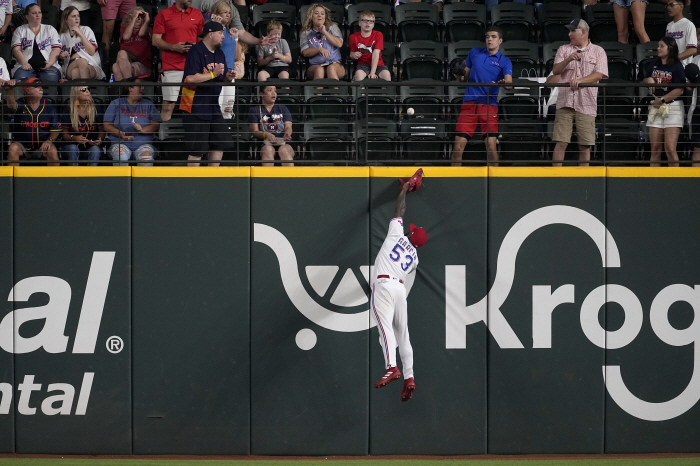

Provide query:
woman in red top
left=112, top=6, right=151, bottom=81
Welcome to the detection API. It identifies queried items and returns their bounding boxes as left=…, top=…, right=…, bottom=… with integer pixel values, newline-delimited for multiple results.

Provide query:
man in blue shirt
left=450, top=26, right=512, bottom=166
left=180, top=21, right=236, bottom=167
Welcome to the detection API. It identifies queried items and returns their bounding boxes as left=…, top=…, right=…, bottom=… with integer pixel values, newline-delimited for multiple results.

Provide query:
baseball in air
left=407, top=107, right=414, bottom=116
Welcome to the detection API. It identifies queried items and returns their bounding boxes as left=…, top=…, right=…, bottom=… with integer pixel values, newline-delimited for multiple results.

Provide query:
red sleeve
left=196, top=10, right=204, bottom=34
left=374, top=31, right=383, bottom=51
left=153, top=10, right=166, bottom=35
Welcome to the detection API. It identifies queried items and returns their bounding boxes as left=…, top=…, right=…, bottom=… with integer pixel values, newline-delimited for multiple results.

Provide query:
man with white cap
left=550, top=19, right=608, bottom=167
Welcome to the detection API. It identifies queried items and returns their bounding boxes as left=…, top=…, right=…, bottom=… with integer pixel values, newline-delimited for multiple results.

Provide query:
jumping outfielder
left=372, top=169, right=427, bottom=402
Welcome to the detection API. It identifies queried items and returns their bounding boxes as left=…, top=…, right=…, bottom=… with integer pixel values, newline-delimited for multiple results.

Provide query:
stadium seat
left=597, top=42, right=634, bottom=81
left=400, top=120, right=447, bottom=161
left=597, top=120, right=641, bottom=164
left=253, top=4, right=297, bottom=42
left=596, top=79, right=636, bottom=122
left=399, top=41, right=445, bottom=81
left=447, top=40, right=484, bottom=80
left=395, top=3, right=440, bottom=42
left=499, top=41, right=539, bottom=79
left=157, top=117, right=187, bottom=162
left=356, top=120, right=399, bottom=161
left=491, top=3, right=535, bottom=42
left=499, top=121, right=545, bottom=164
left=644, top=3, right=669, bottom=42
left=538, top=3, right=582, bottom=43
left=443, top=3, right=486, bottom=43
left=635, top=42, right=658, bottom=81
left=304, top=81, right=351, bottom=121
left=348, top=3, right=392, bottom=42
left=399, top=79, right=446, bottom=121
left=497, top=79, right=540, bottom=121
left=585, top=3, right=618, bottom=43
left=352, top=81, right=397, bottom=121
left=235, top=4, right=250, bottom=30
left=303, top=119, right=354, bottom=162
left=447, top=83, right=468, bottom=120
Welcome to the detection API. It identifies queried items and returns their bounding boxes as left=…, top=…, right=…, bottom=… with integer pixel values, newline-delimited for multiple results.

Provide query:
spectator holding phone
left=300, top=4, right=344, bottom=80
left=60, top=85, right=104, bottom=166
left=113, top=6, right=151, bottom=81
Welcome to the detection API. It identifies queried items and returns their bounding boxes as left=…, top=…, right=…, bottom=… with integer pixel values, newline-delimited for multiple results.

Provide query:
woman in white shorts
left=613, top=0, right=649, bottom=44
left=643, top=37, right=686, bottom=167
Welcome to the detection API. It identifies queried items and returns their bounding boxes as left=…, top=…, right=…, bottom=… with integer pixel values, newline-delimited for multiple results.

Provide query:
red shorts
left=101, top=0, right=136, bottom=20
left=455, top=101, right=499, bottom=138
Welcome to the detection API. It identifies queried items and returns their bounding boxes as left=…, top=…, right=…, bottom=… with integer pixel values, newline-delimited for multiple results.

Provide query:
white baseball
left=407, top=107, right=414, bottom=116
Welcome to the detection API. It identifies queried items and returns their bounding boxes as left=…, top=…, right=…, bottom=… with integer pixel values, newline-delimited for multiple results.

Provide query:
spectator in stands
left=257, top=20, right=294, bottom=81
left=551, top=19, right=608, bottom=167
left=11, top=4, right=62, bottom=82
left=450, top=26, right=511, bottom=166
left=196, top=0, right=272, bottom=54
left=103, top=78, right=161, bottom=165
left=59, top=6, right=105, bottom=80
left=210, top=1, right=237, bottom=69
left=0, top=58, right=14, bottom=101
left=153, top=0, right=204, bottom=121
left=0, top=0, right=12, bottom=40
left=59, top=0, right=95, bottom=30
left=248, top=85, right=294, bottom=166
left=613, top=0, right=649, bottom=44
left=5, top=78, right=61, bottom=165
left=97, top=0, right=135, bottom=57
left=349, top=10, right=390, bottom=82
left=113, top=6, right=151, bottom=81
left=644, top=37, right=685, bottom=167
left=666, top=0, right=696, bottom=65
left=193, top=0, right=244, bottom=19
left=60, top=85, right=104, bottom=166
left=300, top=4, right=345, bottom=80
left=180, top=21, right=236, bottom=167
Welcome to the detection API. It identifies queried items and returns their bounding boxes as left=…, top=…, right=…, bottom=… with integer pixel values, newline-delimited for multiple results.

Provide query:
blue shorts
left=612, top=0, right=646, bottom=8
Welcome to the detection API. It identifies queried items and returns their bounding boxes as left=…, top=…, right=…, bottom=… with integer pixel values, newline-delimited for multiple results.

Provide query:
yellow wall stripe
left=490, top=167, right=607, bottom=177
left=370, top=167, right=487, bottom=177
left=0, top=167, right=12, bottom=177
left=132, top=167, right=250, bottom=177
left=14, top=167, right=131, bottom=177
left=251, top=167, right=369, bottom=177
left=607, top=167, right=700, bottom=177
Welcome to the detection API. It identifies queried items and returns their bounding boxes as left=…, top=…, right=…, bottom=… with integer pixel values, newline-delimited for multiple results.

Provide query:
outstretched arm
left=393, top=183, right=410, bottom=218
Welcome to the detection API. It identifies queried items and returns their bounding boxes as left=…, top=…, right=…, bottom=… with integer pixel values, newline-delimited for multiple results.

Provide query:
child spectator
left=60, top=85, right=104, bottom=166
left=349, top=10, right=390, bottom=81
left=59, top=6, right=105, bottom=80
left=234, top=40, right=246, bottom=79
left=300, top=4, right=344, bottom=80
left=248, top=85, right=294, bottom=166
left=113, top=6, right=152, bottom=81
left=257, top=20, right=294, bottom=81
left=11, top=4, right=62, bottom=82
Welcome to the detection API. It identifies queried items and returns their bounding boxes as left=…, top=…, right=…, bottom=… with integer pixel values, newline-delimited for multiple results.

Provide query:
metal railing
left=1, top=79, right=697, bottom=166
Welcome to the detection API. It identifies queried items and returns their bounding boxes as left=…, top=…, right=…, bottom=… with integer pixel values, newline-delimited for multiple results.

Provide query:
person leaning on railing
left=103, top=78, right=161, bottom=166
left=60, top=85, right=105, bottom=166
left=248, top=85, right=294, bottom=167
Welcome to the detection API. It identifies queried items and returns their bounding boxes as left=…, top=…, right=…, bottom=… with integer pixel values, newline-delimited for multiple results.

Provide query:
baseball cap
left=565, top=19, right=589, bottom=33
left=686, top=63, right=700, bottom=83
left=199, top=21, right=224, bottom=37
left=409, top=223, right=427, bottom=248
left=22, top=77, right=41, bottom=93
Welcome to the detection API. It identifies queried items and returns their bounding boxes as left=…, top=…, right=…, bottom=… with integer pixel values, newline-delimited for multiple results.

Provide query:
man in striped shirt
left=551, top=19, right=608, bottom=167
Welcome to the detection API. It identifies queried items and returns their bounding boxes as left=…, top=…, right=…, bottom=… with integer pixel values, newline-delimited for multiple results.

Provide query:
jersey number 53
left=389, top=244, right=413, bottom=271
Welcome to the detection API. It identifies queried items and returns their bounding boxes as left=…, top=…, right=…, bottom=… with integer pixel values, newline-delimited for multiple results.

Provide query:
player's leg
left=371, top=282, right=398, bottom=371
left=392, top=284, right=414, bottom=380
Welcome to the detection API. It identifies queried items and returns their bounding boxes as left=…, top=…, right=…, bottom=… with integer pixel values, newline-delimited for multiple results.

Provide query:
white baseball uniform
left=11, top=24, right=62, bottom=76
left=666, top=18, right=697, bottom=66
left=0, top=0, right=12, bottom=30
left=0, top=57, right=9, bottom=100
left=372, top=217, right=418, bottom=379
left=60, top=26, right=105, bottom=80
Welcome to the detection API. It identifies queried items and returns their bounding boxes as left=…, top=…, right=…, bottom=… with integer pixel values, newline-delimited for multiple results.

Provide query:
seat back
left=497, top=79, right=540, bottom=121
left=635, top=42, right=659, bottom=81
left=400, top=120, right=446, bottom=160
left=499, top=40, right=539, bottom=78
left=499, top=120, right=544, bottom=164
left=304, top=81, right=350, bottom=121
left=585, top=3, right=618, bottom=42
left=399, top=41, right=445, bottom=81
left=348, top=3, right=392, bottom=39
left=538, top=4, right=582, bottom=42
left=491, top=3, right=535, bottom=42
left=353, top=82, right=397, bottom=121
left=597, top=41, right=634, bottom=80
left=235, top=4, right=250, bottom=30
left=396, top=3, right=440, bottom=42
left=356, top=120, right=399, bottom=161
left=303, top=120, right=353, bottom=161
left=644, top=3, right=669, bottom=40
left=443, top=3, right=486, bottom=42
left=253, top=4, right=297, bottom=42
left=400, top=79, right=445, bottom=121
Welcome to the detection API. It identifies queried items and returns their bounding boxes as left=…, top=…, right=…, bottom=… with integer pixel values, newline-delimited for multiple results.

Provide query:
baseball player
left=372, top=172, right=427, bottom=402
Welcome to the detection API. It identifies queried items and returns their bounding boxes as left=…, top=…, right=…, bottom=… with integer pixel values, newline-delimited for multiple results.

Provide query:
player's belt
left=377, top=275, right=404, bottom=284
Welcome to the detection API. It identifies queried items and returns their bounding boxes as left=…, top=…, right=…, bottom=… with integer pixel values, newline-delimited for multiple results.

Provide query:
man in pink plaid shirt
left=551, top=19, right=608, bottom=166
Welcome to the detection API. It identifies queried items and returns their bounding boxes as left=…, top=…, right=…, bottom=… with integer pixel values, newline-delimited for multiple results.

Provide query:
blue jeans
left=63, top=144, right=102, bottom=166
left=13, top=66, right=61, bottom=82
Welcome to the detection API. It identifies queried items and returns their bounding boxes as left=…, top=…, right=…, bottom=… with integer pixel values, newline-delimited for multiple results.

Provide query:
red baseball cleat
left=374, top=366, right=401, bottom=388
left=400, top=377, right=415, bottom=402
left=398, top=168, right=424, bottom=192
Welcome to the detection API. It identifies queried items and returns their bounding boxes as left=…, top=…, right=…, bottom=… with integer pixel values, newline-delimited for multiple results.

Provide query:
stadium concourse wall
left=0, top=166, right=698, bottom=455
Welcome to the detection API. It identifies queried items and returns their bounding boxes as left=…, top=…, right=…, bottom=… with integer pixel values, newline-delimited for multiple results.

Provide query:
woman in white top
left=11, top=3, right=62, bottom=81
left=59, top=6, right=105, bottom=80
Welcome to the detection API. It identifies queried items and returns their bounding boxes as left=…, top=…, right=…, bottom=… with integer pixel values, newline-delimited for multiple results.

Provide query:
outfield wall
left=0, top=166, right=698, bottom=455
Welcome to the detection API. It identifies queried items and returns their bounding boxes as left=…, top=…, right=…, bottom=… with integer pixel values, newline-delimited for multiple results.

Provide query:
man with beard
left=180, top=21, right=236, bottom=166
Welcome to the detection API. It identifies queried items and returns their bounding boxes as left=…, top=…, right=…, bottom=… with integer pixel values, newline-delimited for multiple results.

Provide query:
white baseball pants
left=371, top=278, right=414, bottom=379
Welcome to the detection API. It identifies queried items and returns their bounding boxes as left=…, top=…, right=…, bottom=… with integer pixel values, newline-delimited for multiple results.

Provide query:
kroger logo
left=254, top=223, right=415, bottom=350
